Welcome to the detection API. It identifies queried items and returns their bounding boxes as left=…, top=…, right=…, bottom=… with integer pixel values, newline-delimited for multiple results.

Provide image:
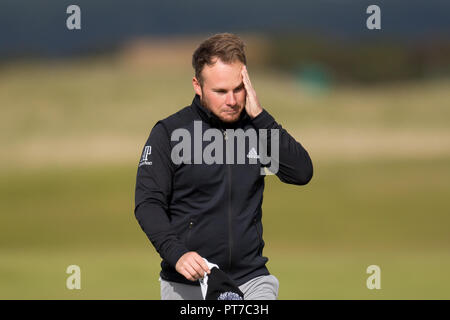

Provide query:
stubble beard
left=200, top=88, right=243, bottom=124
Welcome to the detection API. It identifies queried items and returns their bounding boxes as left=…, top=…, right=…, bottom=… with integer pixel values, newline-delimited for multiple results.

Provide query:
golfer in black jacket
left=135, top=33, right=313, bottom=300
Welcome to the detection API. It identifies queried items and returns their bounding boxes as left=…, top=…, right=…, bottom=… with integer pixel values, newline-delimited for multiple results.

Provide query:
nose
left=225, top=92, right=236, bottom=106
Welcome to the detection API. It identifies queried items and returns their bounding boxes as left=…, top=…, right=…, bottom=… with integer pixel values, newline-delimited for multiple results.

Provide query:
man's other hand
left=175, top=251, right=211, bottom=281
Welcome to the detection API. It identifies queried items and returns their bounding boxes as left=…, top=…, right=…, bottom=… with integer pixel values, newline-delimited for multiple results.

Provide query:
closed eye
left=233, top=86, right=244, bottom=93
left=213, top=82, right=244, bottom=94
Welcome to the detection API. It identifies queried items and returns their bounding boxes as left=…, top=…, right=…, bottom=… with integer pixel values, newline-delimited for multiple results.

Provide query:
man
left=134, top=33, right=313, bottom=300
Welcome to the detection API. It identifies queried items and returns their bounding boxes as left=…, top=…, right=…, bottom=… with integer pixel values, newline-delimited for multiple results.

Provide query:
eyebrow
left=212, top=82, right=244, bottom=92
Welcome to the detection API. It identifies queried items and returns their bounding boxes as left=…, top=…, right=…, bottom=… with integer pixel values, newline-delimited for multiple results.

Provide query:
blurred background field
left=1, top=0, right=450, bottom=299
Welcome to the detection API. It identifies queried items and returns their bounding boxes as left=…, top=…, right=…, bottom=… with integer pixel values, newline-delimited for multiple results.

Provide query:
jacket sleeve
left=251, top=109, right=313, bottom=185
left=134, top=122, right=189, bottom=267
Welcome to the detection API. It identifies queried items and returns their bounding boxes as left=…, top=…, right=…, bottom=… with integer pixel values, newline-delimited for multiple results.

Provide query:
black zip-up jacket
left=134, top=94, right=313, bottom=286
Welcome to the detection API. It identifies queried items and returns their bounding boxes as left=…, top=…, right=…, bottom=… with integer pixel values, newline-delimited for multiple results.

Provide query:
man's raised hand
left=241, top=65, right=263, bottom=119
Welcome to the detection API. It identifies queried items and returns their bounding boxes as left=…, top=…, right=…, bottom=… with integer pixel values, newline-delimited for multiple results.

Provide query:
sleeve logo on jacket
left=139, top=145, right=152, bottom=167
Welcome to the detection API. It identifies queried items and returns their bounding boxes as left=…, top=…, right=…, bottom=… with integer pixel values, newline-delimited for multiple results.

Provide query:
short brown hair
left=192, top=33, right=247, bottom=86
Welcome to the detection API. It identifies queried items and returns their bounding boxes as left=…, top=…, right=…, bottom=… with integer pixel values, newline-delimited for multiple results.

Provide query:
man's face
left=193, top=58, right=246, bottom=123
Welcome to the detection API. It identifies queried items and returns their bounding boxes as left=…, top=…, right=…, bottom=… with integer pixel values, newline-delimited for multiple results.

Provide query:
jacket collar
left=191, top=94, right=250, bottom=129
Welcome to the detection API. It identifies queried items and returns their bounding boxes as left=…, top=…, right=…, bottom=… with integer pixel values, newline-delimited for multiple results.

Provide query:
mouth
left=223, top=107, right=239, bottom=114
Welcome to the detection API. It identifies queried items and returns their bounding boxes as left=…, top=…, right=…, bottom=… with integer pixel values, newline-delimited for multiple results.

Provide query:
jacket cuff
left=165, top=244, right=190, bottom=268
left=250, top=109, right=277, bottom=129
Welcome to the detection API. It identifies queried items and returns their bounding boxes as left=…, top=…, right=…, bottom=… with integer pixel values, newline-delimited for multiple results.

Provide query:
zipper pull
left=223, top=130, right=228, bottom=140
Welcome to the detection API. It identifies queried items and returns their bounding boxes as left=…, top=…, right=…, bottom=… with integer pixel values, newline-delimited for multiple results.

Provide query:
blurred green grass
left=1, top=158, right=449, bottom=299
left=1, top=58, right=450, bottom=299
left=2, top=247, right=449, bottom=299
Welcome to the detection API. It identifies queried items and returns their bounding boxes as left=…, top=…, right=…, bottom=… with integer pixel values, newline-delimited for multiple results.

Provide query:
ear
left=192, top=76, right=202, bottom=97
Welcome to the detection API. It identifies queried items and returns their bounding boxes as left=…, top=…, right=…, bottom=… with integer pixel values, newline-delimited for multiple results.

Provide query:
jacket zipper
left=227, top=162, right=232, bottom=270
left=222, top=129, right=233, bottom=270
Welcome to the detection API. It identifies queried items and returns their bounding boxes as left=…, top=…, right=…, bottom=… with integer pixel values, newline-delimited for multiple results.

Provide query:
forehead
left=201, top=59, right=244, bottom=89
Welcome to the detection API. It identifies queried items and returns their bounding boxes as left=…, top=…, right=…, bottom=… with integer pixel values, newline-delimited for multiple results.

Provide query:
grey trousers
left=160, top=274, right=279, bottom=300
